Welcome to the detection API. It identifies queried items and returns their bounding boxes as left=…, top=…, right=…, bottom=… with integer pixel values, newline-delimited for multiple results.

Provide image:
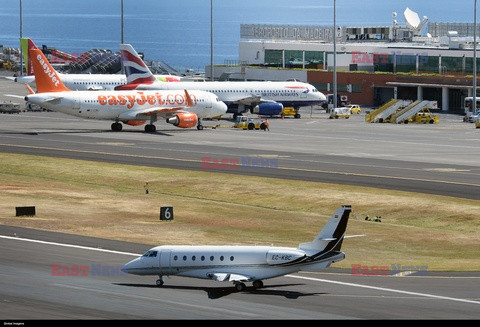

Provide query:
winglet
left=184, top=90, right=193, bottom=107
left=28, top=39, right=70, bottom=93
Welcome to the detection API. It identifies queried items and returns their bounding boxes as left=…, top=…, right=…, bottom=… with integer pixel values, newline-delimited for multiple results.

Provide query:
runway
left=0, top=110, right=479, bottom=200
left=1, top=226, right=479, bottom=319
left=1, top=78, right=480, bottom=319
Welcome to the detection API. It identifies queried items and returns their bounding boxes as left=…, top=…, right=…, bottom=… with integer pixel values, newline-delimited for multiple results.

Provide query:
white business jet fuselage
left=122, top=205, right=351, bottom=291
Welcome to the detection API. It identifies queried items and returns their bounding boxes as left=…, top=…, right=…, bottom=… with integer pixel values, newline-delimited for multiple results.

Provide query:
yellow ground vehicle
left=282, top=107, right=301, bottom=118
left=347, top=104, right=361, bottom=114
left=233, top=116, right=269, bottom=130
left=411, top=111, right=439, bottom=124
left=329, top=107, right=351, bottom=119
left=476, top=117, right=480, bottom=128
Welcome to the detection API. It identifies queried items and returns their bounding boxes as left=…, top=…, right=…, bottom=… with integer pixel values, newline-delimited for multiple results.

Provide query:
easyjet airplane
left=24, top=41, right=227, bottom=132
left=116, top=44, right=326, bottom=118
left=122, top=205, right=351, bottom=291
left=9, top=38, right=180, bottom=90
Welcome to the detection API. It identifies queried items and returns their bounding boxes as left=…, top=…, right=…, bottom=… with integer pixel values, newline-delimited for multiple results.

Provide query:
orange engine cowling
left=166, top=112, right=198, bottom=128
left=125, top=120, right=146, bottom=126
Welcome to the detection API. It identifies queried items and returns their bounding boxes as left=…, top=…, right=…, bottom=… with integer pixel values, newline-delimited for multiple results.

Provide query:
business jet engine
left=166, top=112, right=198, bottom=128
left=251, top=102, right=284, bottom=116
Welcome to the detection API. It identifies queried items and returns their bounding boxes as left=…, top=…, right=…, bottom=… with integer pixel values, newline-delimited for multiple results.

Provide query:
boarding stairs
left=373, top=100, right=411, bottom=123
left=391, top=100, right=431, bottom=124
left=365, top=99, right=397, bottom=123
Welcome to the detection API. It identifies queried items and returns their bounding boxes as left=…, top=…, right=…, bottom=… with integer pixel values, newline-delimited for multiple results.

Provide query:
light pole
left=210, top=0, right=214, bottom=80
left=19, top=0, right=23, bottom=76
left=474, top=0, right=477, bottom=106
left=333, top=0, right=337, bottom=110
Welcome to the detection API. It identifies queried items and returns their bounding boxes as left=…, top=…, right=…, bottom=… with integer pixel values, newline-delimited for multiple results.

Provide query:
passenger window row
left=173, top=255, right=235, bottom=262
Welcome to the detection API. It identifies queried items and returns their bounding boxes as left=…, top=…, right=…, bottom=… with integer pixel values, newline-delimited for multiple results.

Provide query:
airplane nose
left=121, top=257, right=140, bottom=274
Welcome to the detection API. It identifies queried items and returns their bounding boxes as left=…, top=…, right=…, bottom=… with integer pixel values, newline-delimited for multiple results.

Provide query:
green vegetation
left=1, top=153, right=479, bottom=271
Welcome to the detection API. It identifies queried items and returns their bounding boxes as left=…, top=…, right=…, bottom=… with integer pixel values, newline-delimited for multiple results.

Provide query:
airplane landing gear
left=156, top=276, right=164, bottom=287
left=234, top=282, right=246, bottom=292
left=111, top=122, right=123, bottom=131
left=197, top=118, right=204, bottom=130
left=252, top=280, right=264, bottom=289
left=145, top=124, right=156, bottom=133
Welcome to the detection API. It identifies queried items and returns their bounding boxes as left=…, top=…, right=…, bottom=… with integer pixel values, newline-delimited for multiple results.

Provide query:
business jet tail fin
left=299, top=205, right=351, bottom=252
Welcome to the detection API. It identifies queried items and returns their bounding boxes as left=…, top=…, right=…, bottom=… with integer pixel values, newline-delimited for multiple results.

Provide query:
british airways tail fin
left=28, top=39, right=70, bottom=93
left=299, top=205, right=351, bottom=253
left=120, top=44, right=157, bottom=85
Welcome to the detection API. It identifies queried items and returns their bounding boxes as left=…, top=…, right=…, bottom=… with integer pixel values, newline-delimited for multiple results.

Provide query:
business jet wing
left=209, top=272, right=252, bottom=282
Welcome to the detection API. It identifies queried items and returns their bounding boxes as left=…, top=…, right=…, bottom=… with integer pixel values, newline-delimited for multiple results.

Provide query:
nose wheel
left=156, top=276, right=164, bottom=287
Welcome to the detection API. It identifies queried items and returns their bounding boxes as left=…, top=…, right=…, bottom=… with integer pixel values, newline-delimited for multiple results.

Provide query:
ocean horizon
left=0, top=0, right=474, bottom=72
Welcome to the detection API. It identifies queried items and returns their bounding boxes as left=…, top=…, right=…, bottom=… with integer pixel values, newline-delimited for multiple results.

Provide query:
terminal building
left=210, top=8, right=480, bottom=113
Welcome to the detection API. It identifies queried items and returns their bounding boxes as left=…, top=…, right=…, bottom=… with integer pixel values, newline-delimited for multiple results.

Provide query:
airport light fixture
left=474, top=0, right=477, bottom=102
left=333, top=0, right=337, bottom=109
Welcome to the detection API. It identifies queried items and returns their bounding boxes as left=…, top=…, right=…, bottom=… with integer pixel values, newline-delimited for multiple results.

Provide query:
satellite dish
left=404, top=7, right=428, bottom=35
left=404, top=7, right=420, bottom=29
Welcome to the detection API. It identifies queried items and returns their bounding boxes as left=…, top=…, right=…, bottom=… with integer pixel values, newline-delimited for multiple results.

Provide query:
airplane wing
left=232, top=95, right=276, bottom=107
left=209, top=272, right=252, bottom=282
left=117, top=106, right=186, bottom=120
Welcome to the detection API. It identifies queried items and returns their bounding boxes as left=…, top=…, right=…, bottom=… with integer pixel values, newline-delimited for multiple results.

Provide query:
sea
left=0, top=0, right=473, bottom=72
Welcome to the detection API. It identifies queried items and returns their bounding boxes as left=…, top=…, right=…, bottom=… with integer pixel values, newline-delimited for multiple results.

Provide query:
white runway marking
left=287, top=274, right=480, bottom=306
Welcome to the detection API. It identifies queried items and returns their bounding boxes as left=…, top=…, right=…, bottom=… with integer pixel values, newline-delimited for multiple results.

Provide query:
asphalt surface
left=1, top=76, right=480, bottom=319
left=1, top=225, right=479, bottom=320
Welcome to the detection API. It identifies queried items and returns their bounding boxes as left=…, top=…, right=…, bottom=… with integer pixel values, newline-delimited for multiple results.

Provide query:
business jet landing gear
left=234, top=282, right=246, bottom=292
left=111, top=122, right=123, bottom=131
left=156, top=276, right=164, bottom=287
left=252, top=280, right=264, bottom=289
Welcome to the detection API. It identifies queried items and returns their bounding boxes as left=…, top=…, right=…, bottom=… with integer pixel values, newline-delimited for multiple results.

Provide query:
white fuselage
left=134, top=81, right=326, bottom=111
left=122, top=245, right=344, bottom=281
left=16, top=73, right=179, bottom=90
left=25, top=89, right=226, bottom=121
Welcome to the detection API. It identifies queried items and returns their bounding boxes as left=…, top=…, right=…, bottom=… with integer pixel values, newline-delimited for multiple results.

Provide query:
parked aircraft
left=7, top=38, right=180, bottom=90
left=116, top=44, right=326, bottom=118
left=121, top=205, right=351, bottom=291
left=25, top=41, right=227, bottom=132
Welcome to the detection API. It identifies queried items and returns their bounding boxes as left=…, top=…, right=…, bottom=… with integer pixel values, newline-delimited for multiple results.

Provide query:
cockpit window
left=142, top=250, right=158, bottom=257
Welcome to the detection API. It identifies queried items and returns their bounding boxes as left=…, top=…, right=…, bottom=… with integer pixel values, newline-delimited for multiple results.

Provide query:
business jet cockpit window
left=142, top=250, right=158, bottom=257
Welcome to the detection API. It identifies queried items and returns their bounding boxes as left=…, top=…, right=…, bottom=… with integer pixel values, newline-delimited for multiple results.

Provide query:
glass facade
left=264, top=49, right=480, bottom=75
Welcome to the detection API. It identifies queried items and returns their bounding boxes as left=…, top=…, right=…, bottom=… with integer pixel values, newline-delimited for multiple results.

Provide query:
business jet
left=7, top=38, right=180, bottom=90
left=116, top=44, right=326, bottom=118
left=24, top=41, right=227, bottom=132
left=121, top=205, right=351, bottom=291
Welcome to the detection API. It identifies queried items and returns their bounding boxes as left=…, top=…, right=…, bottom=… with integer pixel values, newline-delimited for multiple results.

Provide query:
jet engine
left=251, top=102, right=284, bottom=116
left=266, top=248, right=306, bottom=265
left=166, top=112, right=198, bottom=128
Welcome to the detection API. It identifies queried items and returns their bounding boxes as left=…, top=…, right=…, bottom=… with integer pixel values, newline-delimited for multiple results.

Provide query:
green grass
left=1, top=153, right=479, bottom=271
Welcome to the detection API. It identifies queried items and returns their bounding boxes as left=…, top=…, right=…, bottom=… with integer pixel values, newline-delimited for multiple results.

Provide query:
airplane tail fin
left=28, top=39, right=70, bottom=93
left=120, top=44, right=156, bottom=85
left=20, top=38, right=34, bottom=76
left=299, top=205, right=351, bottom=253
